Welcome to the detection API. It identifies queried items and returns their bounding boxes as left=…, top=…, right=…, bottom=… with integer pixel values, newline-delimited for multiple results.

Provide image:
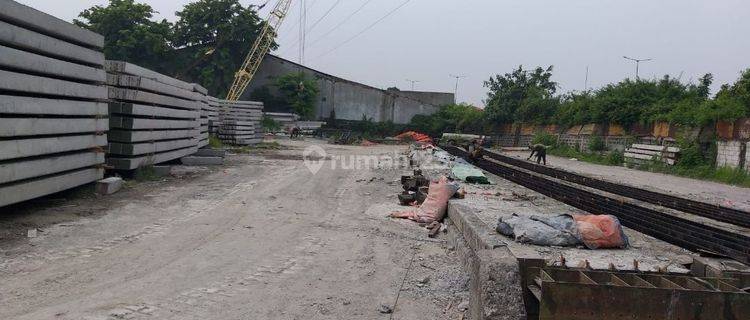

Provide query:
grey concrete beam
left=107, top=74, right=200, bottom=101
left=107, top=146, right=198, bottom=170
left=109, top=117, right=198, bottom=130
left=0, top=69, right=107, bottom=100
left=109, top=138, right=197, bottom=156
left=0, top=20, right=104, bottom=66
left=0, top=96, right=106, bottom=116
left=0, top=134, right=106, bottom=161
left=0, top=45, right=105, bottom=83
left=220, top=100, right=263, bottom=106
left=108, top=87, right=199, bottom=110
left=197, top=140, right=209, bottom=148
left=191, top=83, right=208, bottom=95
left=104, top=61, right=193, bottom=91
left=0, top=118, right=108, bottom=137
left=0, top=151, right=104, bottom=184
left=0, top=168, right=103, bottom=207
left=108, top=102, right=198, bottom=120
left=0, top=0, right=103, bottom=49
left=107, top=129, right=198, bottom=143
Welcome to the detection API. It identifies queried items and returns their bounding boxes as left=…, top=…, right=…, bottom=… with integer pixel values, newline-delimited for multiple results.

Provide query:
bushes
left=587, top=135, right=606, bottom=152
left=532, top=132, right=558, bottom=147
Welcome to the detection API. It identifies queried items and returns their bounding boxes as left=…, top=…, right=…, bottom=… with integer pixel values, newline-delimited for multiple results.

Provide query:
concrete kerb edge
left=446, top=201, right=526, bottom=320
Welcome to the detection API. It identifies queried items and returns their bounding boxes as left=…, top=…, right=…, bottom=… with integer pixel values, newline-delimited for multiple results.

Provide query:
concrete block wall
left=218, top=100, right=264, bottom=145
left=0, top=0, right=107, bottom=207
left=716, top=141, right=745, bottom=169
left=104, top=61, right=200, bottom=170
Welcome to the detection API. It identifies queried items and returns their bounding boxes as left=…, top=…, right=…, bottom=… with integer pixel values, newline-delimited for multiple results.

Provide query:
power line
left=307, top=0, right=343, bottom=32
left=308, top=0, right=375, bottom=46
left=313, top=0, right=414, bottom=60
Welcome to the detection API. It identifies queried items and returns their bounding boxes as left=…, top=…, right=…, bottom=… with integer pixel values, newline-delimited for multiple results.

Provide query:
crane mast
left=226, top=0, right=293, bottom=101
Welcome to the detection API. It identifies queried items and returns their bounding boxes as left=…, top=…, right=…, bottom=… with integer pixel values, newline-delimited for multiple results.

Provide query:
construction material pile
left=206, top=96, right=221, bottom=134
left=105, top=61, right=200, bottom=170
left=0, top=0, right=108, bottom=206
left=264, top=112, right=299, bottom=132
left=192, top=84, right=210, bottom=148
left=218, top=100, right=264, bottom=145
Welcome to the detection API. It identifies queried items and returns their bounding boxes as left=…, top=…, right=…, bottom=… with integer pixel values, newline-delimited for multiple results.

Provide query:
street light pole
left=623, top=56, right=653, bottom=80
left=450, top=74, right=466, bottom=103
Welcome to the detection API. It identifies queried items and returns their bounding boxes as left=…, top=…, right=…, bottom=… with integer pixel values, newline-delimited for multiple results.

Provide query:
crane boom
left=226, top=0, right=293, bottom=101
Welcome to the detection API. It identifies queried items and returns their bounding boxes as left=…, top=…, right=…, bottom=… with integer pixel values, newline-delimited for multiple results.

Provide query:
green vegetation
left=75, top=0, right=269, bottom=97
left=410, top=103, right=485, bottom=136
left=134, top=165, right=161, bottom=181
left=208, top=135, right=224, bottom=148
left=260, top=115, right=282, bottom=132
left=275, top=73, right=319, bottom=119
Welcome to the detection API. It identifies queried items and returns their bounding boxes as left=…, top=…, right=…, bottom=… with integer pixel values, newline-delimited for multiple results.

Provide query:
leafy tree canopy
left=484, top=66, right=558, bottom=124
left=76, top=0, right=271, bottom=97
left=74, top=0, right=172, bottom=70
left=275, top=73, right=319, bottom=120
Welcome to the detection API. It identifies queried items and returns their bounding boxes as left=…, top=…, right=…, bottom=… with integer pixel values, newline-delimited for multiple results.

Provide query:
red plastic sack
left=391, top=176, right=457, bottom=223
left=573, top=214, right=628, bottom=249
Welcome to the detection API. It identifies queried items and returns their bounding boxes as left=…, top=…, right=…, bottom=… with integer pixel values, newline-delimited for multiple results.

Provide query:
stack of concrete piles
left=0, top=0, right=108, bottom=206
left=218, top=100, right=264, bottom=145
left=105, top=61, right=200, bottom=170
left=206, top=96, right=221, bottom=134
left=192, top=83, right=210, bottom=148
left=265, top=112, right=299, bottom=132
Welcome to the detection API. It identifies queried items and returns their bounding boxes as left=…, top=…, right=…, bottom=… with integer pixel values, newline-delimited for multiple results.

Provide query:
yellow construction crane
left=226, top=0, right=293, bottom=101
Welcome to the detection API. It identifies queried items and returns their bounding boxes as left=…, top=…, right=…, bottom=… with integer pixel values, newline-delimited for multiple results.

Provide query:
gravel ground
left=498, top=150, right=750, bottom=212
left=0, top=139, right=468, bottom=320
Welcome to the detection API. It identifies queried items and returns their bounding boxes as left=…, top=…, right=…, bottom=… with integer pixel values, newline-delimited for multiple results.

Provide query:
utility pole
left=623, top=56, right=652, bottom=80
left=450, top=74, right=466, bottom=103
left=405, top=79, right=420, bottom=90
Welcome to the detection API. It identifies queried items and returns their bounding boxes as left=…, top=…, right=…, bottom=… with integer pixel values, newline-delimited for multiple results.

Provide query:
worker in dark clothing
left=467, top=139, right=484, bottom=162
left=527, top=144, right=547, bottom=165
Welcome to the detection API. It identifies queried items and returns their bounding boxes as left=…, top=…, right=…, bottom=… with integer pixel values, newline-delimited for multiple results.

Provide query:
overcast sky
left=19, top=0, right=750, bottom=106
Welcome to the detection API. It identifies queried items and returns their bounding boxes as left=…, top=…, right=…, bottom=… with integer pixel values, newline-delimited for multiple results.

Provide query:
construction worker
left=527, top=143, right=547, bottom=165
left=468, top=139, right=484, bottom=162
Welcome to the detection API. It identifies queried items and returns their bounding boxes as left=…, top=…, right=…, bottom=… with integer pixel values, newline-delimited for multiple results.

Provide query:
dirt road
left=0, top=140, right=467, bottom=319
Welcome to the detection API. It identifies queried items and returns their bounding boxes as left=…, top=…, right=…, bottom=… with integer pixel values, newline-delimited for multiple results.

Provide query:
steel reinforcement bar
left=482, top=150, right=750, bottom=228
left=444, top=146, right=750, bottom=264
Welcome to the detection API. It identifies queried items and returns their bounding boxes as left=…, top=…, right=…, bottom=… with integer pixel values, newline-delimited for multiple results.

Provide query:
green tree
left=407, top=103, right=485, bottom=136
left=275, top=73, right=319, bottom=119
left=74, top=0, right=172, bottom=70
left=484, top=66, right=558, bottom=124
left=170, top=0, right=268, bottom=96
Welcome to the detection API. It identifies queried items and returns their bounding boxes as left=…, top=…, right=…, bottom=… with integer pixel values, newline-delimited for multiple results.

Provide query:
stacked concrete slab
left=206, top=96, right=221, bottom=134
left=265, top=112, right=299, bottom=132
left=192, top=83, right=210, bottom=148
left=218, top=100, right=264, bottom=145
left=105, top=61, right=200, bottom=170
left=0, top=0, right=107, bottom=207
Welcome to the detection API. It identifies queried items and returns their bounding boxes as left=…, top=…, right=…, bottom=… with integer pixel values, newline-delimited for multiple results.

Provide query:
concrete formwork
left=105, top=60, right=201, bottom=170
left=0, top=3, right=107, bottom=207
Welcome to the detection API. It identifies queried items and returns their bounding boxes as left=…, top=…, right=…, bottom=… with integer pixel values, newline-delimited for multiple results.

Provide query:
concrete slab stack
left=192, top=83, right=210, bottom=148
left=218, top=100, right=264, bottom=145
left=265, top=112, right=299, bottom=132
left=0, top=0, right=108, bottom=207
left=206, top=96, right=221, bottom=134
left=105, top=61, right=200, bottom=170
